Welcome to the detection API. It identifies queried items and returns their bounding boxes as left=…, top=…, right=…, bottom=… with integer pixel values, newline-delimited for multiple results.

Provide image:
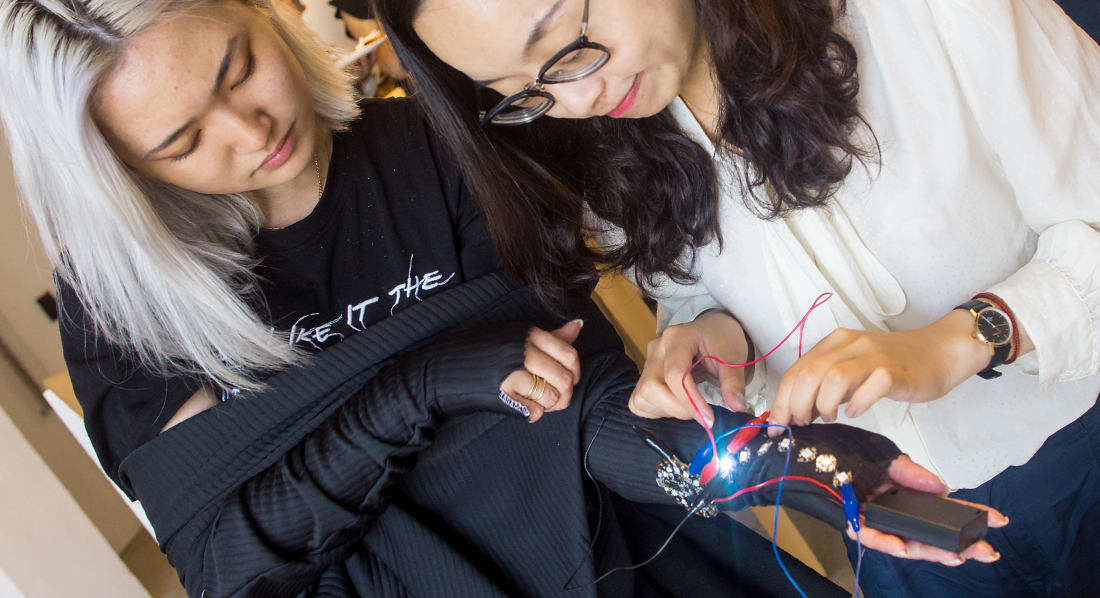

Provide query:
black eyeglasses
left=478, top=0, right=610, bottom=127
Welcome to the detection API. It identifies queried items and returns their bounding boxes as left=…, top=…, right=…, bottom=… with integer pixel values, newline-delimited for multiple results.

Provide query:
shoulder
left=339, top=97, right=463, bottom=193
left=343, top=98, right=435, bottom=153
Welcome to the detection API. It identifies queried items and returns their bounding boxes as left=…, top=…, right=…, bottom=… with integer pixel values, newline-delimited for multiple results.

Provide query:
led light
left=778, top=438, right=792, bottom=452
left=833, top=471, right=853, bottom=488
left=797, top=447, right=818, bottom=463
left=815, top=454, right=837, bottom=473
left=757, top=441, right=773, bottom=456
left=720, top=456, right=736, bottom=475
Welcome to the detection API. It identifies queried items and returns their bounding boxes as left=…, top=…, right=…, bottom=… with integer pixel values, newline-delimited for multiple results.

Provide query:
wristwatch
left=954, top=299, right=1014, bottom=379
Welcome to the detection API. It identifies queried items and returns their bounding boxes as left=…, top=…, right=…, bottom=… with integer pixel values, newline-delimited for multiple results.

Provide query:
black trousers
left=847, top=396, right=1100, bottom=598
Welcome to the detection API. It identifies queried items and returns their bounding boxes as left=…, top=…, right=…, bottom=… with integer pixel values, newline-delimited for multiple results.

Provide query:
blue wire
left=767, top=423, right=809, bottom=598
left=693, top=422, right=809, bottom=598
left=854, top=529, right=865, bottom=598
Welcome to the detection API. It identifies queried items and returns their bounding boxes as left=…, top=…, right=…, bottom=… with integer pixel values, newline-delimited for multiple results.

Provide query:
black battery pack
left=864, top=487, right=989, bottom=553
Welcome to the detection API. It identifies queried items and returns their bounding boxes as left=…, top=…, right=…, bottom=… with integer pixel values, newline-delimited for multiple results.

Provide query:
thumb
left=716, top=364, right=747, bottom=412
left=551, top=318, right=584, bottom=344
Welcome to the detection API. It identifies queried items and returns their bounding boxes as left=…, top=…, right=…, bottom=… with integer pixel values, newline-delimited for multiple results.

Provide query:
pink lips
left=259, top=129, right=295, bottom=171
left=608, top=74, right=641, bottom=118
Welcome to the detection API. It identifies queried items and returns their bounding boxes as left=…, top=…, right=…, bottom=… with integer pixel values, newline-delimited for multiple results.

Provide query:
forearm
left=188, top=324, right=529, bottom=597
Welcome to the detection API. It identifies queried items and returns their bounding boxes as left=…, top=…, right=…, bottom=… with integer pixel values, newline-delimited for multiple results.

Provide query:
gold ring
left=532, top=376, right=548, bottom=403
left=524, top=374, right=543, bottom=401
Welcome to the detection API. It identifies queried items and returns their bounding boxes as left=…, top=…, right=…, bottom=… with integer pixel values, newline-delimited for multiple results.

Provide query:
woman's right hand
left=500, top=320, right=584, bottom=422
left=630, top=311, right=751, bottom=427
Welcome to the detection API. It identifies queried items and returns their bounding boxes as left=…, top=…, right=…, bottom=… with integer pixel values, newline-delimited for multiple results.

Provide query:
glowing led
left=720, top=456, right=736, bottom=475
left=815, top=454, right=837, bottom=473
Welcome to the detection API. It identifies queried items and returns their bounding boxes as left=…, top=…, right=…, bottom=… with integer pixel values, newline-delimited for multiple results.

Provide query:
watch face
left=976, top=308, right=1012, bottom=346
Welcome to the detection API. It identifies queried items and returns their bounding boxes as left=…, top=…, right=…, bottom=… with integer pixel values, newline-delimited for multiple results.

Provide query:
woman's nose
left=549, top=75, right=608, bottom=118
left=215, top=105, right=272, bottom=155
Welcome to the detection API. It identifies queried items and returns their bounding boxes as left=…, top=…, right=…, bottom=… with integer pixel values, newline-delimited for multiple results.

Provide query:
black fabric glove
left=707, top=422, right=903, bottom=531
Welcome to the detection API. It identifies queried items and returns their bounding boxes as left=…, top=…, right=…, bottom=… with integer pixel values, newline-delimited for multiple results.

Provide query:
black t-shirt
left=59, top=99, right=499, bottom=483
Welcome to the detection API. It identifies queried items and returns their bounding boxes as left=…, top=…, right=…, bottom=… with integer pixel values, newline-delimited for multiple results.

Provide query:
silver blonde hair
left=0, top=0, right=360, bottom=389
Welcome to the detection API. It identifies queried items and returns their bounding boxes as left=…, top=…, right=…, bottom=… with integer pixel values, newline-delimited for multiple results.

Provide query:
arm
left=578, top=355, right=1006, bottom=565
left=770, top=0, right=1100, bottom=425
left=183, top=323, right=529, bottom=598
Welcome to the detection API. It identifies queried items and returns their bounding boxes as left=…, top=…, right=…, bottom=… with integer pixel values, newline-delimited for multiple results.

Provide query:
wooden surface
left=44, top=371, right=81, bottom=418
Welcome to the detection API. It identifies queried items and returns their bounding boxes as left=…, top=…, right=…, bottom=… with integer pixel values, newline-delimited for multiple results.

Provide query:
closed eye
left=170, top=131, right=201, bottom=163
left=231, top=52, right=255, bottom=90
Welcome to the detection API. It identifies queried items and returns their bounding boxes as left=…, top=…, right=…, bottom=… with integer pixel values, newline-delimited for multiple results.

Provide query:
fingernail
left=571, top=318, right=584, bottom=329
left=845, top=405, right=859, bottom=418
left=997, top=516, right=1009, bottom=527
left=948, top=556, right=965, bottom=566
left=821, top=414, right=833, bottom=423
left=978, top=552, right=1001, bottom=563
left=892, top=549, right=908, bottom=558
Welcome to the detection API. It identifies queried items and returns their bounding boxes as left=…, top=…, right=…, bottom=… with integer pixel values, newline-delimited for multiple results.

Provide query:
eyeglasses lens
left=542, top=46, right=610, bottom=84
left=491, top=94, right=554, bottom=125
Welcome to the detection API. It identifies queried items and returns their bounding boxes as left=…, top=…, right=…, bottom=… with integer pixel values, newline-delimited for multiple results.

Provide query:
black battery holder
left=864, top=487, right=989, bottom=553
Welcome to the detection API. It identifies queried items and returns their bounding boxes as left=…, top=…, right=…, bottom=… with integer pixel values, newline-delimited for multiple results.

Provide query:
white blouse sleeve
left=930, top=0, right=1100, bottom=387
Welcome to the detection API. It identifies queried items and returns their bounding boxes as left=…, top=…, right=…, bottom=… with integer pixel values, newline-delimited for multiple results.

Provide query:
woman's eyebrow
left=524, top=0, right=567, bottom=56
left=145, top=35, right=240, bottom=159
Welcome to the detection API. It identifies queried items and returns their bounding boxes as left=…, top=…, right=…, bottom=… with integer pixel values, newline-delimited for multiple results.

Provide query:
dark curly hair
left=374, top=0, right=875, bottom=305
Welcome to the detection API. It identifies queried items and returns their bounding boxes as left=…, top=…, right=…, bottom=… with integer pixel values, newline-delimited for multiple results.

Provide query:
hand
left=500, top=320, right=583, bottom=423
left=851, top=456, right=1008, bottom=565
left=630, top=311, right=751, bottom=426
left=769, top=310, right=990, bottom=432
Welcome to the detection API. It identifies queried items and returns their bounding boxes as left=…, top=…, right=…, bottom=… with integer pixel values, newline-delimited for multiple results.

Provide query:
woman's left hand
left=854, top=456, right=1007, bottom=565
left=769, top=309, right=990, bottom=430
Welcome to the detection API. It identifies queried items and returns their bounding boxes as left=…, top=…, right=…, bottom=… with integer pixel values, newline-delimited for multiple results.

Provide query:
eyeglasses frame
left=478, top=0, right=610, bottom=127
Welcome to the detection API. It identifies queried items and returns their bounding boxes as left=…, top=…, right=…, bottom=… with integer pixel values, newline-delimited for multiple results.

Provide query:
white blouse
left=624, top=0, right=1100, bottom=490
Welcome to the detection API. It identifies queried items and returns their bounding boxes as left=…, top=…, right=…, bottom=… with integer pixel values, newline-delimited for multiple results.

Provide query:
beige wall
left=0, top=395, right=149, bottom=598
left=0, top=126, right=143, bottom=554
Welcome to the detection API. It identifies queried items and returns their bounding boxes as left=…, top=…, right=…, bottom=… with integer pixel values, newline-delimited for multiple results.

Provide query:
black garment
left=121, top=271, right=887, bottom=598
left=329, top=0, right=372, bottom=21
left=1055, top=0, right=1100, bottom=42
left=60, top=99, right=496, bottom=485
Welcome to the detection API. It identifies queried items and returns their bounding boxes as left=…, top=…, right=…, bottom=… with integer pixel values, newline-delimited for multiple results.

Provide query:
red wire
left=681, top=293, right=833, bottom=464
left=711, top=475, right=843, bottom=504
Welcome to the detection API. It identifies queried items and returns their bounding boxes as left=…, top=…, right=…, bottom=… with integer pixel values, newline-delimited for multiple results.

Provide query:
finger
left=844, top=367, right=894, bottom=419
left=715, top=362, right=748, bottom=412
left=960, top=541, right=1002, bottom=564
left=900, top=538, right=969, bottom=565
left=814, top=360, right=868, bottom=423
left=667, top=364, right=715, bottom=427
left=630, top=378, right=704, bottom=422
left=884, top=455, right=949, bottom=495
left=524, top=349, right=573, bottom=411
left=846, top=523, right=908, bottom=558
left=530, top=327, right=582, bottom=384
left=550, top=319, right=584, bottom=344
left=769, top=377, right=795, bottom=437
left=499, top=371, right=547, bottom=422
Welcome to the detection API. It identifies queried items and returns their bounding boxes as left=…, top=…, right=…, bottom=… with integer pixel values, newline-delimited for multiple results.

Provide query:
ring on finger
left=532, top=376, right=548, bottom=403
left=524, top=374, right=544, bottom=401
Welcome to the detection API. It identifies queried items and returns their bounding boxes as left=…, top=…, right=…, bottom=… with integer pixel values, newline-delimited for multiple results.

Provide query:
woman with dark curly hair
left=374, top=0, right=1100, bottom=595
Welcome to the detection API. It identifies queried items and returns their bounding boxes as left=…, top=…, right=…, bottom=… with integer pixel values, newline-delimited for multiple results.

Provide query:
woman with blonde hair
left=0, top=1, right=999, bottom=596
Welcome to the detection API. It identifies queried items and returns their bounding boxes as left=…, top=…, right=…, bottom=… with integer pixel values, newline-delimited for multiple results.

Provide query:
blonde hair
left=0, top=0, right=360, bottom=389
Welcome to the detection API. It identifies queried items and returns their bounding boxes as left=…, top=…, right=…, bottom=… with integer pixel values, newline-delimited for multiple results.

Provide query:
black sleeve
left=329, top=0, right=373, bottom=20
left=182, top=323, right=529, bottom=598
left=57, top=278, right=204, bottom=487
